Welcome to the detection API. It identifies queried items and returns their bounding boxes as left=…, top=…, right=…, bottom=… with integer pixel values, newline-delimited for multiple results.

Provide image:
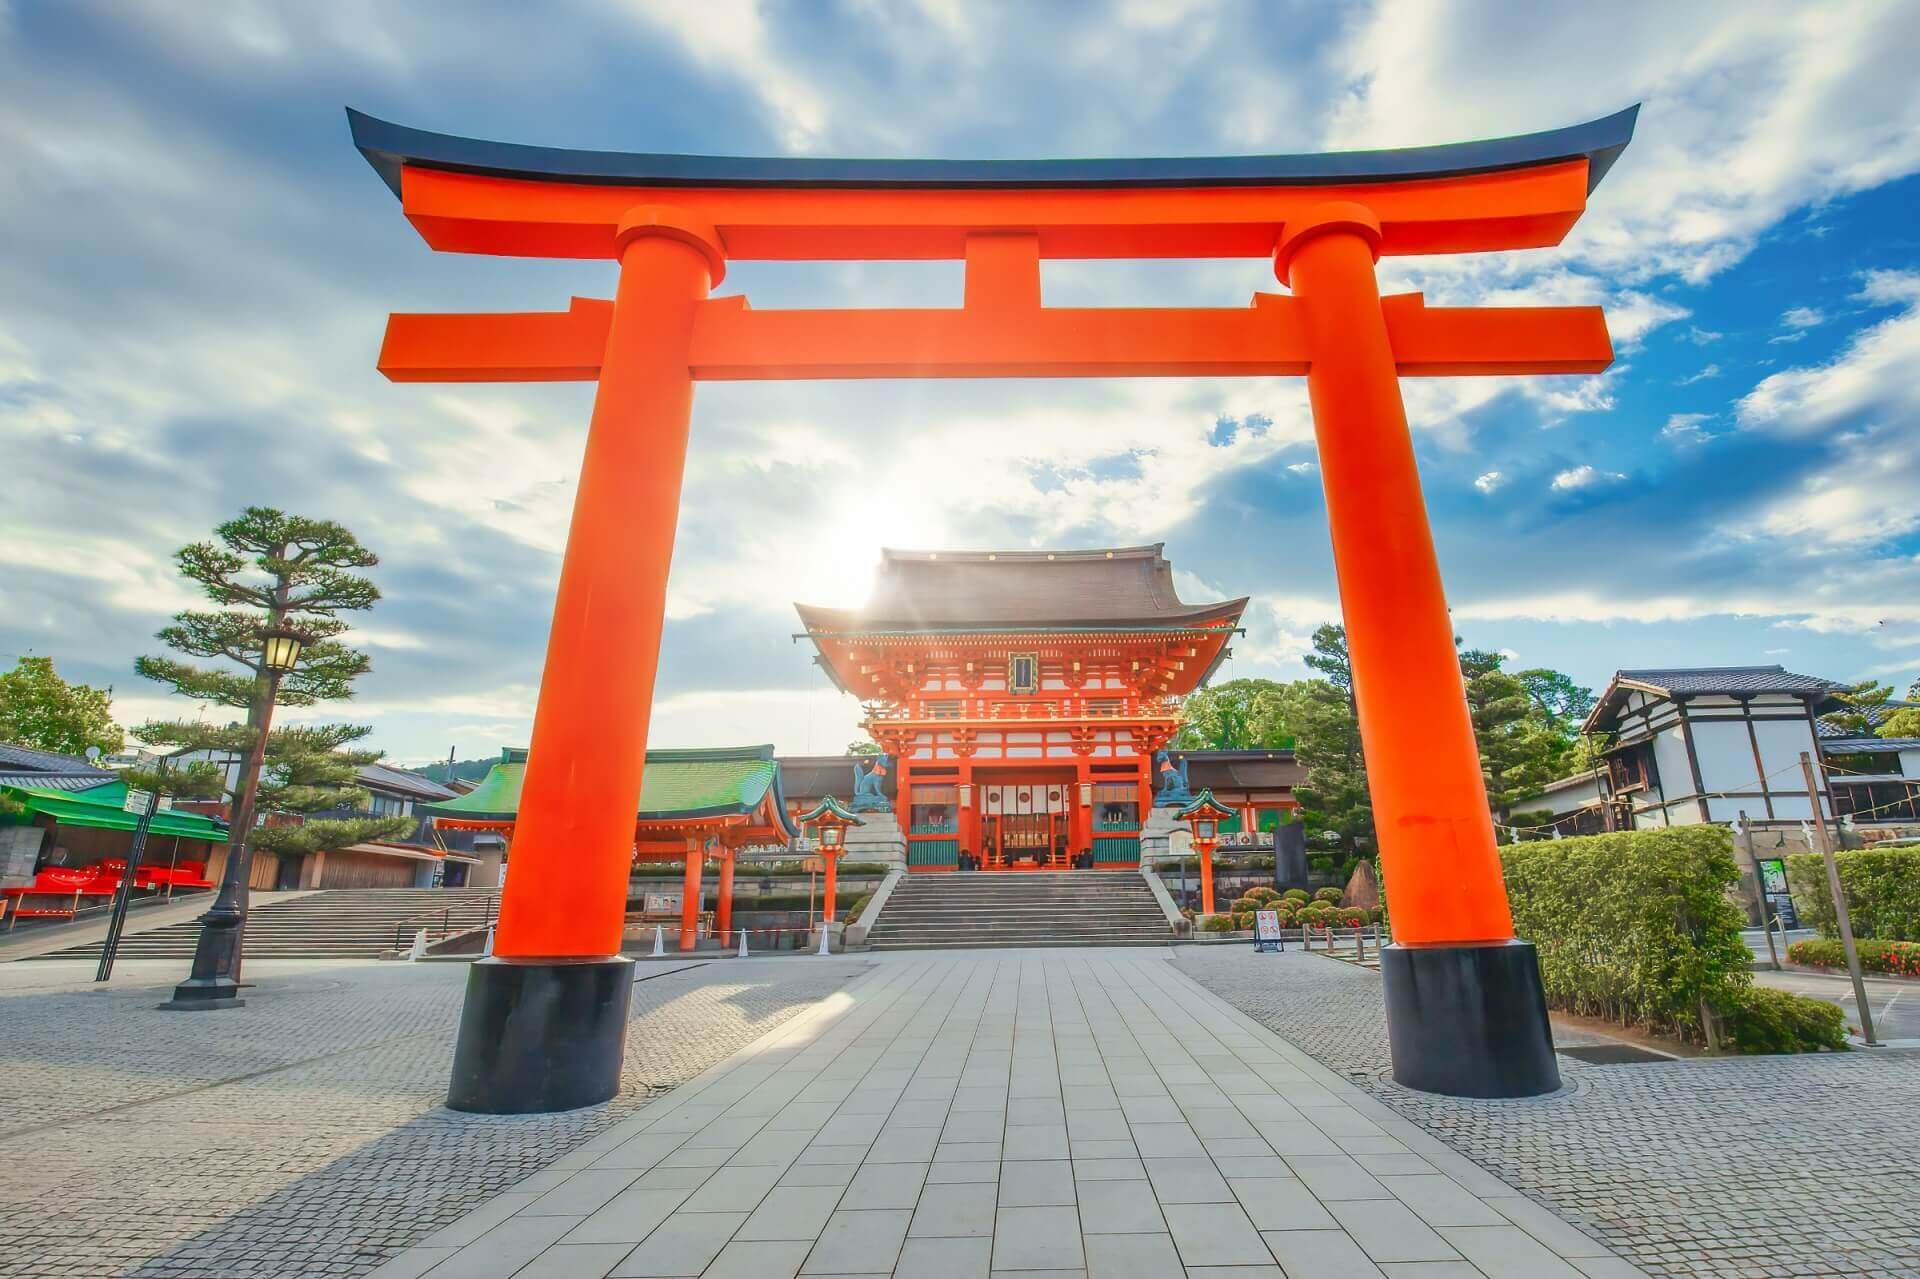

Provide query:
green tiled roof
left=798, top=794, right=863, bottom=825
left=419, top=744, right=798, bottom=836
left=1175, top=788, right=1234, bottom=820
left=2, top=780, right=230, bottom=842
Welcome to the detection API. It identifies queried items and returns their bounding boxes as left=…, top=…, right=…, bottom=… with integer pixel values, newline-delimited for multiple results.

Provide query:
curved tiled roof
left=796, top=545, right=1245, bottom=633
left=1585, top=665, right=1846, bottom=733
left=419, top=744, right=798, bottom=838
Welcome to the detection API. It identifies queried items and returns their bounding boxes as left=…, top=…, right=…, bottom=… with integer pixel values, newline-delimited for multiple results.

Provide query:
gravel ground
left=0, top=956, right=868, bottom=1279
left=1177, top=945, right=1920, bottom=1279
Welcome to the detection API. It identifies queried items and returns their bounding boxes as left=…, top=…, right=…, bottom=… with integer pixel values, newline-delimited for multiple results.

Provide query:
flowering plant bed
left=1787, top=937, right=1920, bottom=978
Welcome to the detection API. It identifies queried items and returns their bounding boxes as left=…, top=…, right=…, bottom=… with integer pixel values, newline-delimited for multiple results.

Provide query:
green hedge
left=1502, top=826, right=1753, bottom=1043
left=1784, top=848, right=1920, bottom=942
left=1719, top=986, right=1848, bottom=1054
left=1788, top=936, right=1920, bottom=977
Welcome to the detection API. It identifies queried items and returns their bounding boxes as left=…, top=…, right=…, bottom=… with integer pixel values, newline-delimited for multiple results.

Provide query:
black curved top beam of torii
left=347, top=105, right=1638, bottom=200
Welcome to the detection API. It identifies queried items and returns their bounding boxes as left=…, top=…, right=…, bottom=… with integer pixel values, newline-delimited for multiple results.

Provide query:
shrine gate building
left=797, top=544, right=1244, bottom=872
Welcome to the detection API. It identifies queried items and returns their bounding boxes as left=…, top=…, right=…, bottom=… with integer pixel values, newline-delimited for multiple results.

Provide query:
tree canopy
left=1170, top=678, right=1302, bottom=751
left=1185, top=623, right=1595, bottom=852
left=0, top=657, right=124, bottom=758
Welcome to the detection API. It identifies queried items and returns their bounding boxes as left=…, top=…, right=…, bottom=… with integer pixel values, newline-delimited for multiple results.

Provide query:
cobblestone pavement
left=1177, top=946, right=1920, bottom=1279
left=368, top=950, right=1644, bottom=1278
left=0, top=956, right=868, bottom=1279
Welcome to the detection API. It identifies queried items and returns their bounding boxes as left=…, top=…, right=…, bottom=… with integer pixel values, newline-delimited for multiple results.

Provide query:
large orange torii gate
left=351, top=105, right=1636, bottom=1112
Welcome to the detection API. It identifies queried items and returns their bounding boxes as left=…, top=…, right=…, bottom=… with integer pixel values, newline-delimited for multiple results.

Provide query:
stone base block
left=1381, top=939, right=1560, bottom=1099
left=447, top=956, right=634, bottom=1114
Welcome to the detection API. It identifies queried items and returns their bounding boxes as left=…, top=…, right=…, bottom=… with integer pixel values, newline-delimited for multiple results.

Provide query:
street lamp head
left=260, top=626, right=307, bottom=674
left=820, top=824, right=842, bottom=849
left=1196, top=818, right=1216, bottom=841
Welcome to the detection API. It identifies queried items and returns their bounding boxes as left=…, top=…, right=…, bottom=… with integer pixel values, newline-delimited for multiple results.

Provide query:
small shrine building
left=419, top=744, right=797, bottom=950
left=796, top=545, right=1246, bottom=871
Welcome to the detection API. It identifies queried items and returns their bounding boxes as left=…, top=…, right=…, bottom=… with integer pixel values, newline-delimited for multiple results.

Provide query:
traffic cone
left=651, top=925, right=665, bottom=958
left=816, top=925, right=832, bottom=956
left=737, top=930, right=749, bottom=958
left=408, top=929, right=427, bottom=961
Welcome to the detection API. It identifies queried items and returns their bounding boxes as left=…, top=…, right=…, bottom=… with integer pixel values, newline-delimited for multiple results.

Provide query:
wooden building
left=796, top=545, right=1245, bottom=871
left=1582, top=666, right=1846, bottom=829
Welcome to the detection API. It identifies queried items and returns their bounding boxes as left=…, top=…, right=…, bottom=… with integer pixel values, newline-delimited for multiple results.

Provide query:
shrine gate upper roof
left=795, top=544, right=1246, bottom=635
left=348, top=106, right=1637, bottom=197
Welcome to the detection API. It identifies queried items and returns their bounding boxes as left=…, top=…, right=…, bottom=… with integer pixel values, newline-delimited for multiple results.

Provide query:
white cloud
left=624, top=0, right=833, bottom=152
left=1550, top=465, right=1625, bottom=492
left=1782, top=306, right=1826, bottom=329
left=1473, top=471, right=1505, bottom=494
left=1328, top=2, right=1920, bottom=286
left=1660, top=412, right=1713, bottom=445
left=1679, top=363, right=1722, bottom=384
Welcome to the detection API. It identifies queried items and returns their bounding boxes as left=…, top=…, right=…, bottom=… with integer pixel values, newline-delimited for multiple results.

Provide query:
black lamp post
left=162, top=625, right=305, bottom=1011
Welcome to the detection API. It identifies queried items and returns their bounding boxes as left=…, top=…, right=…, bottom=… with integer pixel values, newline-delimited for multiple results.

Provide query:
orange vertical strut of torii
left=352, top=106, right=1636, bottom=1110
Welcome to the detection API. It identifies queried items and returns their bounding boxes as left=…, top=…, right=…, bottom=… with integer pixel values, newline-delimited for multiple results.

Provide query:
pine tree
left=1292, top=626, right=1374, bottom=860
left=1460, top=649, right=1569, bottom=824
left=132, top=508, right=406, bottom=862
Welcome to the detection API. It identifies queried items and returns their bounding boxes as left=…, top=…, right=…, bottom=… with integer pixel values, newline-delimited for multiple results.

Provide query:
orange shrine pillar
left=447, top=208, right=724, bottom=1114
left=716, top=851, right=734, bottom=947
left=680, top=848, right=703, bottom=952
left=1197, top=842, right=1216, bottom=917
left=821, top=851, right=839, bottom=923
left=1278, top=204, right=1558, bottom=1097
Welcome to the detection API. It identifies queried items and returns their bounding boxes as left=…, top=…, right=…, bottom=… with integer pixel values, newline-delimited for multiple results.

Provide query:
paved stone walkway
left=1178, top=947, right=1920, bottom=1279
left=373, top=951, right=1645, bottom=1278
left=0, top=955, right=867, bottom=1278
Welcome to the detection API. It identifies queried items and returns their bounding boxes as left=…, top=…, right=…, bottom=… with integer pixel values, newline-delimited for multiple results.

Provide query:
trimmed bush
left=1282, top=888, right=1310, bottom=903
left=1784, top=848, right=1920, bottom=943
left=1502, top=825, right=1753, bottom=1043
left=1337, top=907, right=1368, bottom=928
left=1199, top=914, right=1237, bottom=933
left=1248, top=887, right=1282, bottom=904
left=1788, top=937, right=1920, bottom=977
left=1720, top=986, right=1849, bottom=1054
left=1313, top=887, right=1343, bottom=904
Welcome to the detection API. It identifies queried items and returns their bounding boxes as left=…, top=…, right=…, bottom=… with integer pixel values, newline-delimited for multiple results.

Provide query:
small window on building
left=1086, top=699, right=1123, bottom=717
left=1008, top=654, right=1039, bottom=695
left=924, top=700, right=962, bottom=720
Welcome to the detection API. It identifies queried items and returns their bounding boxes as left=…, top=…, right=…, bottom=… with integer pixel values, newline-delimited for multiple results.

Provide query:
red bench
left=1, top=866, right=119, bottom=922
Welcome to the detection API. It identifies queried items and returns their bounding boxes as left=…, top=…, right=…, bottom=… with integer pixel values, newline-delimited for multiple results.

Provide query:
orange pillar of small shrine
left=716, top=851, right=735, bottom=947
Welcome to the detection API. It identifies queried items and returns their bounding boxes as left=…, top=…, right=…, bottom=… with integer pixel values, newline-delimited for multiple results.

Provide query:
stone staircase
left=37, top=888, right=500, bottom=961
left=862, top=871, right=1175, bottom=950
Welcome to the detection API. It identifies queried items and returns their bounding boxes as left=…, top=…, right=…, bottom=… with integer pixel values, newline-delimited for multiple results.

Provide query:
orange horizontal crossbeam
left=377, top=292, right=1612, bottom=383
left=399, top=161, right=1593, bottom=261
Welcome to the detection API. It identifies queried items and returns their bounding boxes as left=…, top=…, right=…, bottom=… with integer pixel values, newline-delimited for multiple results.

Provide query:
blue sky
left=2, top=1, right=1918, bottom=766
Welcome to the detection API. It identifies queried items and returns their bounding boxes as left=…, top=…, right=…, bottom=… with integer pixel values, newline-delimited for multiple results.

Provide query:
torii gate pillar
left=354, top=104, right=1640, bottom=1111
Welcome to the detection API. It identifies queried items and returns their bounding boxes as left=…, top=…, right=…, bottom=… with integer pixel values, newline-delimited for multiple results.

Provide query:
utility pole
left=1801, top=752, right=1876, bottom=1046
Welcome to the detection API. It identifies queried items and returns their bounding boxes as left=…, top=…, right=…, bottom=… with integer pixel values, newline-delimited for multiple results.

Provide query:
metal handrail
left=391, top=891, right=498, bottom=952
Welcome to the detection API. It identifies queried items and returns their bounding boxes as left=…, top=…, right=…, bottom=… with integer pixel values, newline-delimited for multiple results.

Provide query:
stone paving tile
left=0, top=956, right=866, bottom=1279
left=1178, top=946, right=1920, bottom=1279
left=164, top=950, right=1657, bottom=1279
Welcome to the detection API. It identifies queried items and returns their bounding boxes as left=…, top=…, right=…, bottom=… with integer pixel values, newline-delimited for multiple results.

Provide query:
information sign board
left=1254, top=909, right=1283, bottom=953
left=1757, top=857, right=1799, bottom=929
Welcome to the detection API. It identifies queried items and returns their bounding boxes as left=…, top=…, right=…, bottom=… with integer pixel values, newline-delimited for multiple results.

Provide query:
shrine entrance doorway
left=978, top=772, right=1075, bottom=870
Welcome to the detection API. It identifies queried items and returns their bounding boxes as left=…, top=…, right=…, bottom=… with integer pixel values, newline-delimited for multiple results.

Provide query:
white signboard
left=644, top=891, right=682, bottom=914
left=0, top=826, right=43, bottom=890
left=1255, top=909, right=1283, bottom=941
left=123, top=788, right=153, bottom=815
